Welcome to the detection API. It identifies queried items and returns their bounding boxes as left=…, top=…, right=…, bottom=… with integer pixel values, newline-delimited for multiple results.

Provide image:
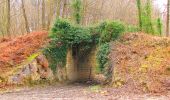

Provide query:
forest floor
left=0, top=83, right=170, bottom=100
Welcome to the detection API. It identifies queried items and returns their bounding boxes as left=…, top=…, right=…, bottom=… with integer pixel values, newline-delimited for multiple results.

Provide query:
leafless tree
left=167, top=0, right=170, bottom=36
left=21, top=0, right=30, bottom=33
left=42, top=0, right=46, bottom=29
left=6, top=0, right=11, bottom=36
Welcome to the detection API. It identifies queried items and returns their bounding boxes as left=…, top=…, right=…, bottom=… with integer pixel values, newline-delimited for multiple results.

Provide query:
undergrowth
left=96, top=43, right=110, bottom=73
left=97, top=21, right=125, bottom=74
left=44, top=18, right=94, bottom=73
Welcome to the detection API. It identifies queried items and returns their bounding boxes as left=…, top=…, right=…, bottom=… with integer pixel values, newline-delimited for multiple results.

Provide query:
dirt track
left=0, top=83, right=170, bottom=100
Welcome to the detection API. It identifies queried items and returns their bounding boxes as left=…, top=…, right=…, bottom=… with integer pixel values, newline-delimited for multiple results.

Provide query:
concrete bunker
left=66, top=47, right=97, bottom=82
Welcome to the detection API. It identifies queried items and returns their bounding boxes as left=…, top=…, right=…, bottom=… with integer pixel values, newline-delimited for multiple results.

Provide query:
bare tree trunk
left=47, top=1, right=54, bottom=30
left=146, top=0, right=154, bottom=34
left=136, top=0, right=142, bottom=31
left=21, top=0, right=30, bottom=33
left=37, top=0, right=40, bottom=30
left=62, top=0, right=67, bottom=18
left=0, top=3, right=6, bottom=37
left=100, top=0, right=105, bottom=20
left=42, top=0, right=46, bottom=29
left=47, top=12, right=52, bottom=30
left=82, top=0, right=87, bottom=25
left=167, top=0, right=170, bottom=36
left=6, top=0, right=10, bottom=37
left=65, top=0, right=69, bottom=18
left=57, top=0, right=62, bottom=18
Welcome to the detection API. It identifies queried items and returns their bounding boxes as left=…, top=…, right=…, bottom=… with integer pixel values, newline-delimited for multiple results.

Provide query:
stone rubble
left=8, top=54, right=53, bottom=84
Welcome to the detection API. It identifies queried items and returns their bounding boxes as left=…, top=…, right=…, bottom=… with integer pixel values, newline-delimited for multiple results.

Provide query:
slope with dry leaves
left=110, top=33, right=170, bottom=93
left=0, top=31, right=48, bottom=74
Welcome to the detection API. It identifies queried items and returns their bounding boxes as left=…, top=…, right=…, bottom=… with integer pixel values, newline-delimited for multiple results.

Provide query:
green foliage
left=44, top=18, right=94, bottom=72
left=65, top=27, right=92, bottom=46
left=147, top=18, right=163, bottom=36
left=71, top=0, right=82, bottom=24
left=49, top=19, right=88, bottom=55
left=99, top=21, right=125, bottom=44
left=89, top=85, right=101, bottom=92
left=45, top=18, right=125, bottom=76
left=50, top=19, right=71, bottom=42
left=138, top=0, right=154, bottom=34
left=96, top=43, right=110, bottom=73
left=44, top=19, right=71, bottom=73
left=145, top=0, right=154, bottom=33
left=136, top=0, right=163, bottom=35
left=50, top=18, right=92, bottom=47
left=142, top=0, right=154, bottom=34
left=136, top=0, right=143, bottom=30
left=156, top=18, right=162, bottom=35
left=95, top=21, right=125, bottom=76
left=44, top=45, right=67, bottom=73
left=126, top=25, right=139, bottom=33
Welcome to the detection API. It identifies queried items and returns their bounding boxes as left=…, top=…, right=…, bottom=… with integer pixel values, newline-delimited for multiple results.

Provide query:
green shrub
left=45, top=18, right=125, bottom=76
left=96, top=43, right=110, bottom=73
left=99, top=21, right=125, bottom=44
left=126, top=25, right=139, bottom=33
left=44, top=18, right=94, bottom=72
left=50, top=18, right=92, bottom=47
left=49, top=19, right=71, bottom=43
left=96, top=21, right=125, bottom=76
left=44, top=45, right=67, bottom=73
left=71, top=0, right=82, bottom=24
left=156, top=18, right=162, bottom=36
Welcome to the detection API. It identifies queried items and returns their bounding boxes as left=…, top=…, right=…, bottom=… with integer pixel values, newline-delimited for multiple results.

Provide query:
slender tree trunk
left=47, top=1, right=54, bottom=30
left=37, top=0, right=40, bottom=30
left=21, top=0, right=30, bottom=33
left=167, top=0, right=170, bottom=36
left=62, top=0, right=68, bottom=18
left=1, top=4, right=6, bottom=37
left=6, top=0, right=10, bottom=37
left=100, top=0, right=105, bottom=20
left=57, top=0, right=61, bottom=18
left=146, top=0, right=154, bottom=34
left=42, top=0, right=46, bottom=29
left=47, top=12, right=52, bottom=30
left=136, top=0, right=142, bottom=31
left=65, top=0, right=69, bottom=18
left=82, top=0, right=87, bottom=25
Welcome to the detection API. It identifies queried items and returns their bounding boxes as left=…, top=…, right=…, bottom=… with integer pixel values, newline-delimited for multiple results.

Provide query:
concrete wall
left=66, top=47, right=97, bottom=82
left=66, top=48, right=78, bottom=82
left=77, top=47, right=97, bottom=81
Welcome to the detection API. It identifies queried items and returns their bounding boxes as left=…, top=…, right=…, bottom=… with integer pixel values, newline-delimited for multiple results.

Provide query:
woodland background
left=0, top=0, right=169, bottom=38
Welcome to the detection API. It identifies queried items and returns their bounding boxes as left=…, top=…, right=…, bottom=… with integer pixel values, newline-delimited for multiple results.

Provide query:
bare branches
left=167, top=0, right=170, bottom=36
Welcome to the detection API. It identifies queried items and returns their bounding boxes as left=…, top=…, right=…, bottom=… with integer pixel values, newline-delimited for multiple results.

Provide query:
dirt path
left=0, top=83, right=170, bottom=100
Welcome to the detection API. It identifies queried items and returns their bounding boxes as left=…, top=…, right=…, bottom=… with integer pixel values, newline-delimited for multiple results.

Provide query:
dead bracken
left=0, top=31, right=48, bottom=72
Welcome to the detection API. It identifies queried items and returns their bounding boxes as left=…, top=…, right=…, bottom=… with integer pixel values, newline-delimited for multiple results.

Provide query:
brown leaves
left=110, top=32, right=170, bottom=93
left=0, top=31, right=48, bottom=70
